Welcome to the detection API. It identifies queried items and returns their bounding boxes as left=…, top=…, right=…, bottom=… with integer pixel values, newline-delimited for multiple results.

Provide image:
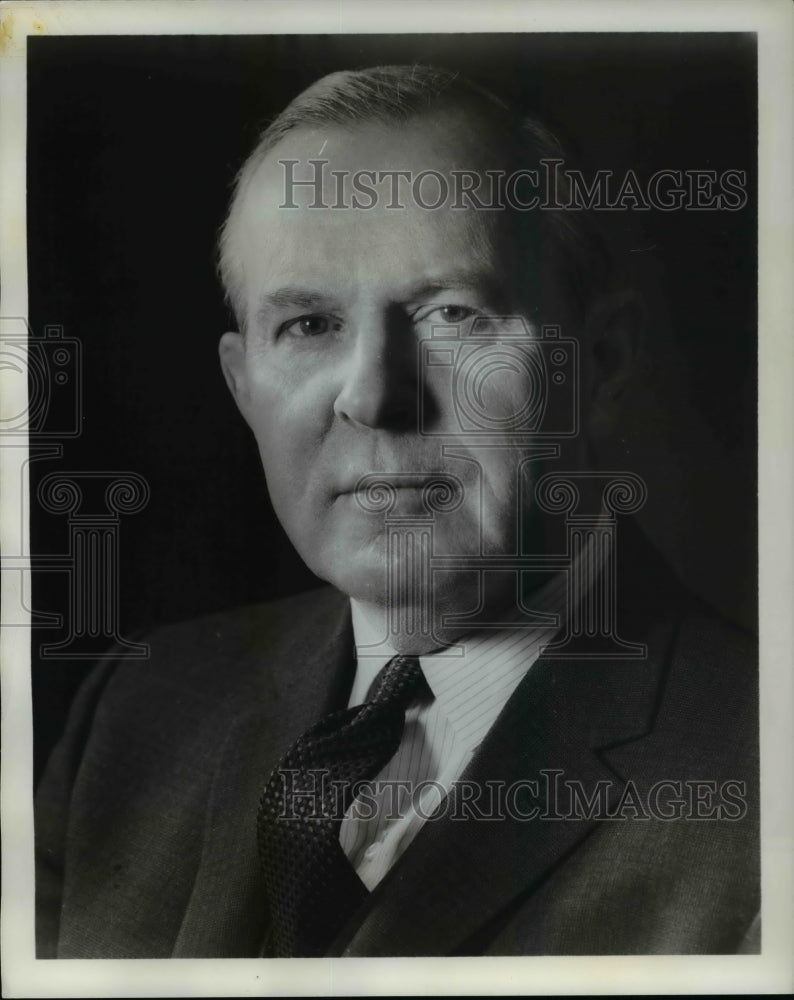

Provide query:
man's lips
left=333, top=472, right=466, bottom=514
left=334, top=473, right=448, bottom=496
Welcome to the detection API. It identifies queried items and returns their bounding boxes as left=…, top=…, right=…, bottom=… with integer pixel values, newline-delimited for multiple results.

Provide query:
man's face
left=220, top=111, right=583, bottom=623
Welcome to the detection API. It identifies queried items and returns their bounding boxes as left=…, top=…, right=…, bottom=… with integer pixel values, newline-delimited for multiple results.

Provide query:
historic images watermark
left=280, top=158, right=749, bottom=212
left=272, top=768, right=749, bottom=823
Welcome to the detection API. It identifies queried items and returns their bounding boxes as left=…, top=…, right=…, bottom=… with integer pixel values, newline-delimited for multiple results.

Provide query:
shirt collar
left=349, top=568, right=565, bottom=751
left=349, top=523, right=608, bottom=750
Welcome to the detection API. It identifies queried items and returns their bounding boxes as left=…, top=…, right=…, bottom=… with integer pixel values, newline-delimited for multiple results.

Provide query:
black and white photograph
left=1, top=1, right=792, bottom=995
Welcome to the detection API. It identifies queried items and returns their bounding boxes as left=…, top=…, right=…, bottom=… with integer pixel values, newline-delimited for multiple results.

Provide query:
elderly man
left=35, top=65, right=758, bottom=958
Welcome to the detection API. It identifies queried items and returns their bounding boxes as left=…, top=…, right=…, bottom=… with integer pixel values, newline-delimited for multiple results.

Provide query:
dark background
left=28, top=33, right=757, bottom=785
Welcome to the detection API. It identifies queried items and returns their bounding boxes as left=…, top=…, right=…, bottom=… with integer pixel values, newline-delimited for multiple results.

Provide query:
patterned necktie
left=256, top=654, right=429, bottom=957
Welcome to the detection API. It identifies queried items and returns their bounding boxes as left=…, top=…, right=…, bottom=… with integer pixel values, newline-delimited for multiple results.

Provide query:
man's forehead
left=234, top=131, right=505, bottom=282
left=244, top=111, right=507, bottom=207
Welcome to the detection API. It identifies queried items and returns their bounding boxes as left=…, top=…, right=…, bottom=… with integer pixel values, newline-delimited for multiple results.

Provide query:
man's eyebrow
left=404, top=271, right=502, bottom=300
left=257, top=287, right=339, bottom=314
left=255, top=271, right=501, bottom=319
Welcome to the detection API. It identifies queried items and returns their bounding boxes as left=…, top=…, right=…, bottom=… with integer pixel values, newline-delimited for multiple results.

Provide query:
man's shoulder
left=144, top=584, right=348, bottom=661
left=102, top=584, right=350, bottom=708
left=672, top=606, right=756, bottom=666
left=665, top=606, right=758, bottom=741
left=616, top=518, right=757, bottom=671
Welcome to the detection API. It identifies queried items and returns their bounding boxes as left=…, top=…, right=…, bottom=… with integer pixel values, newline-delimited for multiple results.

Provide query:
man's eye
left=424, top=305, right=477, bottom=324
left=280, top=314, right=340, bottom=338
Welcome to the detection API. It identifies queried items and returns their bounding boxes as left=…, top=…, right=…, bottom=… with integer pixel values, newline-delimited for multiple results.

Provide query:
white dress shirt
left=339, top=559, right=589, bottom=890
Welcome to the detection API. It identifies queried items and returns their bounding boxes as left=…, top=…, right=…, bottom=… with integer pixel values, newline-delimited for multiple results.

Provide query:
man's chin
left=307, top=532, right=390, bottom=604
left=319, top=564, right=389, bottom=606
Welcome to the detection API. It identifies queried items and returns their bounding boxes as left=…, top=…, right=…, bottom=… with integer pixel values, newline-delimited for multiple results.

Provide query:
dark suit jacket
left=35, top=525, right=759, bottom=957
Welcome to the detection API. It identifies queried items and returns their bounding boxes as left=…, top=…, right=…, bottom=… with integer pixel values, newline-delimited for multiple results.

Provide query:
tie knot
left=369, top=654, right=428, bottom=712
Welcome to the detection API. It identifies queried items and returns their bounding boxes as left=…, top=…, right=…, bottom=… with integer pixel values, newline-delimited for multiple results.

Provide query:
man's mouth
left=335, top=472, right=465, bottom=514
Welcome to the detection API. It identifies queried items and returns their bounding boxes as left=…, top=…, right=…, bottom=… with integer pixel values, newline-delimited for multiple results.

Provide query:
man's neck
left=350, top=568, right=559, bottom=656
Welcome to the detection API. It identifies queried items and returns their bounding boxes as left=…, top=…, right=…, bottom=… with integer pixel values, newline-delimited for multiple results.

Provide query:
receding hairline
left=232, top=74, right=517, bottom=208
left=232, top=104, right=519, bottom=217
left=249, top=65, right=512, bottom=157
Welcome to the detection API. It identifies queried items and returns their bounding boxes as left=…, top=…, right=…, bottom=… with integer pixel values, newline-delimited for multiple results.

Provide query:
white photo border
left=1, top=0, right=792, bottom=995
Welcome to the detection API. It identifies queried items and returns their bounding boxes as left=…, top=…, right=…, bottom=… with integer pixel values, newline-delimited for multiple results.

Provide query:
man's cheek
left=273, top=374, right=339, bottom=437
left=251, top=391, right=314, bottom=455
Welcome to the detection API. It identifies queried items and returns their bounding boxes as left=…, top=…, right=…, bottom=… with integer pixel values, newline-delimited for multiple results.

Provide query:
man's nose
left=333, top=307, right=419, bottom=430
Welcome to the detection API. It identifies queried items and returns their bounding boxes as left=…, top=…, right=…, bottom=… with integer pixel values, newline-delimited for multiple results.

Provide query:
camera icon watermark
left=419, top=318, right=578, bottom=439
left=0, top=317, right=82, bottom=439
left=1, top=317, right=148, bottom=658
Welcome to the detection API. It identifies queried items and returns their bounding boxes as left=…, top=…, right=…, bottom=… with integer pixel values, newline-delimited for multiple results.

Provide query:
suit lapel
left=172, top=591, right=355, bottom=957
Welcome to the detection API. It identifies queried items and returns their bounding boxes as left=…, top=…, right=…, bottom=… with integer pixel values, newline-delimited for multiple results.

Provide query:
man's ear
left=218, top=331, right=251, bottom=421
left=584, top=288, right=645, bottom=434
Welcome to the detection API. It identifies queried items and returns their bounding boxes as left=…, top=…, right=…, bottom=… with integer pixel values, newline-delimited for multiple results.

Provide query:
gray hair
left=217, top=64, right=609, bottom=329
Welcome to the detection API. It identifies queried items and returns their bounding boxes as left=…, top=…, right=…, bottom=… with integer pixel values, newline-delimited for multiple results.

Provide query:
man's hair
left=217, top=64, right=610, bottom=330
